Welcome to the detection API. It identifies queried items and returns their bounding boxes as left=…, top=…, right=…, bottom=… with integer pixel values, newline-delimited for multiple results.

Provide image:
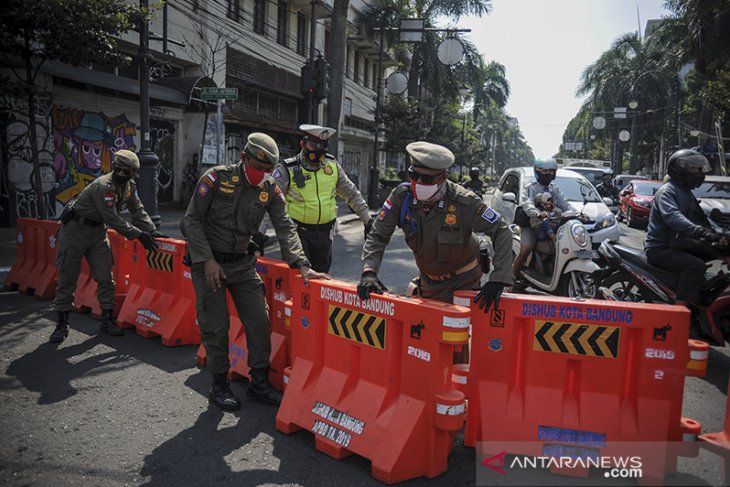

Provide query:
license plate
left=575, top=250, right=597, bottom=259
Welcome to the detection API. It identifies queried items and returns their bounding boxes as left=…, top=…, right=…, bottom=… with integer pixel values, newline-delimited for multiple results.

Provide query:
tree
left=0, top=0, right=148, bottom=218
left=325, top=0, right=350, bottom=153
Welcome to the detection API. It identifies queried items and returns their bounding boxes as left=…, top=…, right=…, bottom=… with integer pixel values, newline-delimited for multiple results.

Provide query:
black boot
left=209, top=375, right=241, bottom=411
left=99, top=309, right=123, bottom=336
left=49, top=311, right=70, bottom=344
left=247, top=368, right=283, bottom=405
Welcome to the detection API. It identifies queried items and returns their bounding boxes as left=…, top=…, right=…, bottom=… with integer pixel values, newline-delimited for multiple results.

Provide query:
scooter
left=596, top=238, right=730, bottom=346
left=512, top=214, right=600, bottom=298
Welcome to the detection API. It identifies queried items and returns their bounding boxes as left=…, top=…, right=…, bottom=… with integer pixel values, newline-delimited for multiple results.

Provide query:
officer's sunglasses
left=304, top=138, right=328, bottom=150
left=408, top=166, right=445, bottom=184
left=114, top=167, right=136, bottom=177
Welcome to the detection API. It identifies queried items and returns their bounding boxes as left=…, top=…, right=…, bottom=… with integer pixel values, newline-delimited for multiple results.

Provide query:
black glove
left=357, top=271, right=387, bottom=300
left=247, top=232, right=267, bottom=256
left=696, top=227, right=722, bottom=243
left=137, top=232, right=159, bottom=252
left=364, top=218, right=374, bottom=239
left=473, top=281, right=506, bottom=314
left=150, top=229, right=168, bottom=238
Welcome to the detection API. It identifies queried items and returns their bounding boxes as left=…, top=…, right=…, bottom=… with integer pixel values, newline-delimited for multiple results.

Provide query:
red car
left=618, top=180, right=663, bottom=228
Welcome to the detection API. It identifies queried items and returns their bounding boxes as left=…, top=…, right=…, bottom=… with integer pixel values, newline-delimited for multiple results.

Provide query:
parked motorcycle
left=512, top=214, right=600, bottom=298
left=596, top=238, right=730, bottom=346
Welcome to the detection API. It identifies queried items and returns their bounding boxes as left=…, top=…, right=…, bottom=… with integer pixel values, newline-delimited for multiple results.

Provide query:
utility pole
left=137, top=0, right=161, bottom=225
left=367, top=28, right=385, bottom=209
left=307, top=0, right=318, bottom=124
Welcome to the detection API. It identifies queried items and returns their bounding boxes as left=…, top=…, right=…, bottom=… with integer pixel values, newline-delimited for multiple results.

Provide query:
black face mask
left=687, top=172, right=706, bottom=189
left=536, top=172, right=555, bottom=186
left=112, top=172, right=132, bottom=186
left=304, top=147, right=326, bottom=165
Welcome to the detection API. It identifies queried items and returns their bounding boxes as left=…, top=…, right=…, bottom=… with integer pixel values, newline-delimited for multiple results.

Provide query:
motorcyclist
left=645, top=149, right=726, bottom=306
left=464, top=166, right=484, bottom=195
left=596, top=170, right=619, bottom=201
left=513, top=160, right=574, bottom=283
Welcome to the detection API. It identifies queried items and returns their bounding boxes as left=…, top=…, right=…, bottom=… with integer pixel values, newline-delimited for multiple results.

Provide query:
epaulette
left=284, top=156, right=299, bottom=167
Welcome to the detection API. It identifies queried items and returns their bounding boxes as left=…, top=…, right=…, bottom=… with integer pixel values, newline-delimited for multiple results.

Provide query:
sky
left=459, top=0, right=673, bottom=159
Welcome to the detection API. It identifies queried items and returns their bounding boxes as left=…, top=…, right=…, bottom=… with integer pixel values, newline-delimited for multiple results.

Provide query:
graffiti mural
left=1, top=93, right=56, bottom=222
left=51, top=106, right=136, bottom=212
left=150, top=119, right=175, bottom=202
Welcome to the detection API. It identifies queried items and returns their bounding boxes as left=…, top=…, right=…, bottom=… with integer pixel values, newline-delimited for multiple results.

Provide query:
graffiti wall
left=51, top=106, right=136, bottom=212
left=150, top=119, right=175, bottom=202
left=1, top=93, right=56, bottom=223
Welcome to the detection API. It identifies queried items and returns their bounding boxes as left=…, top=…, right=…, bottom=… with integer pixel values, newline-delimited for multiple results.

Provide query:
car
left=693, top=175, right=730, bottom=228
left=617, top=180, right=663, bottom=229
left=614, top=174, right=648, bottom=191
left=561, top=166, right=611, bottom=187
left=490, top=167, right=621, bottom=247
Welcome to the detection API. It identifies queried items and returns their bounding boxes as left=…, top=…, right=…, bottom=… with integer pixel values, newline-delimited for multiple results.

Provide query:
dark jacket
left=645, top=180, right=707, bottom=250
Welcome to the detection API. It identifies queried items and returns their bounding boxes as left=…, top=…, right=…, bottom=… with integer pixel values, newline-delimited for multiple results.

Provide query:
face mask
left=305, top=147, right=326, bottom=165
left=410, top=180, right=442, bottom=201
left=244, top=163, right=272, bottom=187
left=536, top=172, right=555, bottom=186
left=688, top=172, right=705, bottom=189
left=112, top=172, right=132, bottom=186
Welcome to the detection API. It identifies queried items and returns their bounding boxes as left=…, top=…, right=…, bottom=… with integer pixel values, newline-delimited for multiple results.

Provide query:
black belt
left=293, top=219, right=335, bottom=232
left=70, top=213, right=103, bottom=227
left=212, top=251, right=247, bottom=263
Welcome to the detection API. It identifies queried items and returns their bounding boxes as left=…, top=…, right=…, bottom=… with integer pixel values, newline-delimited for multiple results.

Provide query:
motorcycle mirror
left=710, top=208, right=723, bottom=225
left=502, top=192, right=516, bottom=203
left=602, top=197, right=614, bottom=206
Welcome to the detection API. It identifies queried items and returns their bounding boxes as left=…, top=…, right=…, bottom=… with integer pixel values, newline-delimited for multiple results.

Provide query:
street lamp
left=459, top=86, right=469, bottom=178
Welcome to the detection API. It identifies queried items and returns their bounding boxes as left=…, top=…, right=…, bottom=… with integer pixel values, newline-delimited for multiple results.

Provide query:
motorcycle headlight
left=596, top=212, right=616, bottom=228
left=571, top=224, right=589, bottom=247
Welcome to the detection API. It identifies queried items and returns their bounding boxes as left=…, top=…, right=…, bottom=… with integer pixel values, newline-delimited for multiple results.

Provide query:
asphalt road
left=0, top=216, right=728, bottom=486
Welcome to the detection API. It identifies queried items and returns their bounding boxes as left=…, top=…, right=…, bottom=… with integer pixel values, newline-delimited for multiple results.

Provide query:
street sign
left=593, top=116, right=606, bottom=129
left=618, top=130, right=631, bottom=142
left=201, top=87, right=238, bottom=100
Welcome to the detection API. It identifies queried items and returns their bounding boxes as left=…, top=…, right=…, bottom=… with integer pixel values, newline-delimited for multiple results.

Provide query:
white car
left=490, top=167, right=621, bottom=246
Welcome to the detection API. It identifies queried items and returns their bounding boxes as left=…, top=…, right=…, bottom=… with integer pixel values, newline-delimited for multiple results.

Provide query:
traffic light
left=313, top=56, right=330, bottom=101
left=301, top=63, right=316, bottom=96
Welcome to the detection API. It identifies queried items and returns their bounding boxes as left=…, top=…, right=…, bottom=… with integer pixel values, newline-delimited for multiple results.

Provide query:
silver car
left=490, top=167, right=621, bottom=246
left=693, top=175, right=730, bottom=228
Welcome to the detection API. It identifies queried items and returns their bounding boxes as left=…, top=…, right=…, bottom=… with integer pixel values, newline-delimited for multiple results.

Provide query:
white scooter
left=512, top=213, right=600, bottom=298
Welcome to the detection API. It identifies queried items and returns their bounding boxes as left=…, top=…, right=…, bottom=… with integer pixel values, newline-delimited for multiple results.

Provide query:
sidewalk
left=0, top=199, right=367, bottom=278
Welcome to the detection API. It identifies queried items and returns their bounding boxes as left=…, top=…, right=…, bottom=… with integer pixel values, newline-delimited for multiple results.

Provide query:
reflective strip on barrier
left=441, top=315, right=470, bottom=343
left=327, top=305, right=386, bottom=350
left=533, top=320, right=620, bottom=358
left=690, top=350, right=709, bottom=360
left=436, top=402, right=465, bottom=416
left=451, top=374, right=467, bottom=384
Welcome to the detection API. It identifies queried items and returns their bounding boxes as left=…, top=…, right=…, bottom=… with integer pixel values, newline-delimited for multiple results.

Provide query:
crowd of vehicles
left=483, top=162, right=730, bottom=345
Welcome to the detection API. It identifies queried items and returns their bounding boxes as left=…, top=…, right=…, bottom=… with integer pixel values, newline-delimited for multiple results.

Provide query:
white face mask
left=413, top=182, right=441, bottom=201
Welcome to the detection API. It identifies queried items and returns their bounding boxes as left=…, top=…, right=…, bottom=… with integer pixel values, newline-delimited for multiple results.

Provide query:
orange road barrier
left=699, top=375, right=730, bottom=483
left=4, top=218, right=59, bottom=298
left=276, top=278, right=470, bottom=484
left=195, top=257, right=294, bottom=391
left=454, top=291, right=702, bottom=484
left=116, top=238, right=199, bottom=346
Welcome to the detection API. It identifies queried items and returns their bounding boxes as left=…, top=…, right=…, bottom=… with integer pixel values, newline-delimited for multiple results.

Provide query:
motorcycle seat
left=612, top=244, right=680, bottom=288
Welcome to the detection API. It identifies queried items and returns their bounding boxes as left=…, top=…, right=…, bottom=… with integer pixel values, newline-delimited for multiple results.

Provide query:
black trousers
left=296, top=224, right=334, bottom=273
left=646, top=247, right=706, bottom=303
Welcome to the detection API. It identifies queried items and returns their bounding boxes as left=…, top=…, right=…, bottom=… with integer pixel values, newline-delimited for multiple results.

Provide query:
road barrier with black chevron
left=452, top=291, right=708, bottom=484
left=276, top=277, right=470, bottom=484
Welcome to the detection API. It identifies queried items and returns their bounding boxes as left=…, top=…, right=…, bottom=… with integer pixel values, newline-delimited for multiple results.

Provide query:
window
left=324, top=30, right=330, bottom=61
left=226, top=0, right=240, bottom=21
left=254, top=0, right=266, bottom=35
left=296, top=12, right=306, bottom=55
left=354, top=51, right=360, bottom=84
left=372, top=65, right=377, bottom=89
left=345, top=45, right=350, bottom=79
left=277, top=1, right=288, bottom=46
left=363, top=61, right=369, bottom=88
left=344, top=97, right=352, bottom=116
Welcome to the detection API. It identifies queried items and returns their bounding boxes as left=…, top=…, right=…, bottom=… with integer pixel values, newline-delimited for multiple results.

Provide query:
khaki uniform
left=274, top=152, right=370, bottom=272
left=182, top=164, right=307, bottom=378
left=53, top=173, right=155, bottom=312
left=362, top=181, right=513, bottom=302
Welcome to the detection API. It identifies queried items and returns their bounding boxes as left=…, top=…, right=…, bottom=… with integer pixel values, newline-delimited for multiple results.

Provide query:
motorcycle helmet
left=469, top=167, right=480, bottom=180
left=667, top=149, right=711, bottom=188
left=534, top=159, right=558, bottom=186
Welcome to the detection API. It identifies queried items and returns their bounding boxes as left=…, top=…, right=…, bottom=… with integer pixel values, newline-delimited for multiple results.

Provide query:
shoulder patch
left=377, top=198, right=393, bottom=221
left=481, top=207, right=500, bottom=224
left=196, top=182, right=210, bottom=198
left=272, top=168, right=282, bottom=179
left=104, top=192, right=116, bottom=208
